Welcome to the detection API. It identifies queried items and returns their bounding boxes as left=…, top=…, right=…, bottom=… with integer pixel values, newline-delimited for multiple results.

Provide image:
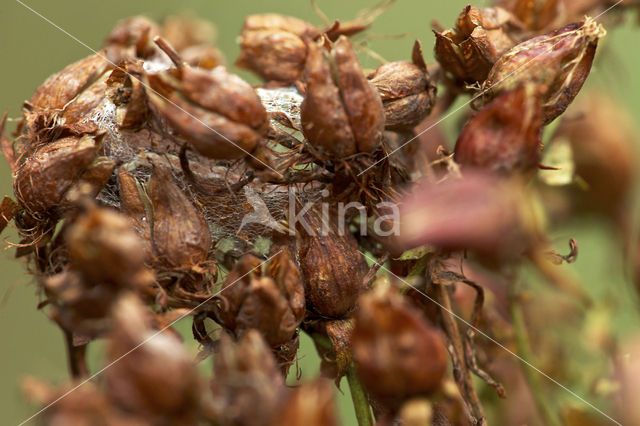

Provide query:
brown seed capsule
left=65, top=156, right=117, bottom=202
left=147, top=65, right=268, bottom=159
left=66, top=205, right=152, bottom=289
left=14, top=134, right=101, bottom=216
left=399, top=172, right=539, bottom=261
left=497, top=0, right=560, bottom=32
left=297, top=207, right=369, bottom=317
left=304, top=318, right=354, bottom=380
left=215, top=251, right=305, bottom=348
left=368, top=40, right=437, bottom=130
left=211, top=331, right=285, bottom=426
left=148, top=161, right=211, bottom=269
left=104, top=15, right=160, bottom=61
left=434, top=6, right=522, bottom=84
left=455, top=84, right=543, bottom=175
left=352, top=283, right=448, bottom=412
left=483, top=17, right=605, bottom=124
left=105, top=61, right=149, bottom=128
left=106, top=294, right=202, bottom=422
left=269, top=380, right=340, bottom=426
left=117, top=168, right=152, bottom=249
left=29, top=53, right=110, bottom=112
left=301, top=36, right=385, bottom=158
left=236, top=14, right=319, bottom=83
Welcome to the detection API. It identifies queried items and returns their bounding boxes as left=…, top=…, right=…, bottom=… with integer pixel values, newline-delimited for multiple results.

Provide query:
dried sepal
left=301, top=36, right=384, bottom=158
left=352, top=282, right=447, bottom=412
left=104, top=15, right=160, bottom=61
left=482, top=17, right=605, bottom=124
left=117, top=168, right=152, bottom=247
left=368, top=40, right=436, bottom=130
left=454, top=84, right=543, bottom=175
left=0, top=196, right=19, bottom=234
left=435, top=6, right=522, bottom=84
left=147, top=64, right=268, bottom=159
left=106, top=61, right=149, bottom=128
left=66, top=156, right=117, bottom=202
left=304, top=318, right=354, bottom=380
left=14, top=134, right=101, bottom=216
left=148, top=161, right=211, bottom=269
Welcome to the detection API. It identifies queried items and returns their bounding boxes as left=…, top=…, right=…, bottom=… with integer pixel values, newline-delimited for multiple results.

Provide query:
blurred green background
left=0, top=1, right=639, bottom=425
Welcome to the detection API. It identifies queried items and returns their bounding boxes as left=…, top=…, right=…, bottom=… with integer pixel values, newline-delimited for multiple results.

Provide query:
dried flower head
left=368, top=40, right=437, bottom=130
left=482, top=16, right=606, bottom=124
left=301, top=36, right=385, bottom=158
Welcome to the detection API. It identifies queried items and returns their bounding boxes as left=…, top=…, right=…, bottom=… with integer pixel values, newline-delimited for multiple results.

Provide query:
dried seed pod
left=66, top=205, right=152, bottom=289
left=352, top=283, right=447, bottom=412
left=211, top=331, right=285, bottom=426
left=106, top=61, right=149, bottom=128
left=399, top=172, right=540, bottom=261
left=14, top=134, right=101, bottom=216
left=236, top=14, right=319, bottom=83
left=297, top=207, right=368, bottom=317
left=117, top=168, right=152, bottom=243
left=301, top=36, right=385, bottom=158
left=215, top=251, right=305, bottom=347
left=147, top=65, right=268, bottom=159
left=106, top=294, right=203, bottom=423
left=161, top=14, right=218, bottom=52
left=454, top=84, right=543, bottom=175
left=304, top=318, right=354, bottom=380
left=65, top=156, right=117, bottom=202
left=434, top=6, right=522, bottom=83
left=368, top=40, right=437, bottom=130
left=28, top=53, right=110, bottom=112
left=148, top=161, right=211, bottom=268
left=497, top=0, right=560, bottom=31
left=104, top=15, right=160, bottom=61
left=483, top=17, right=605, bottom=124
left=269, top=380, right=340, bottom=426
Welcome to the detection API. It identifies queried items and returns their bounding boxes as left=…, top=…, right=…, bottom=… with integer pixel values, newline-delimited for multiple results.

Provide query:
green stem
left=508, top=284, right=562, bottom=426
left=346, top=364, right=374, bottom=426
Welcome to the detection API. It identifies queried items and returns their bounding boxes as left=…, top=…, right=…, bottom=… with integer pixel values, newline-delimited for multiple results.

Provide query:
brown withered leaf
left=454, top=84, right=543, bottom=175
left=368, top=40, right=437, bottom=130
left=14, top=133, right=101, bottom=216
left=482, top=17, right=605, bottom=124
left=304, top=318, right=354, bottom=381
left=148, top=161, right=211, bottom=269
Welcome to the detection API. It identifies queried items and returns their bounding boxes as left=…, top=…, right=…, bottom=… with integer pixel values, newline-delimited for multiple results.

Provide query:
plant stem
left=508, top=284, right=562, bottom=426
left=346, top=364, right=374, bottom=426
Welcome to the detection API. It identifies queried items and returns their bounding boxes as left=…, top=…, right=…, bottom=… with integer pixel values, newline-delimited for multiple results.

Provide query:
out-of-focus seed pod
left=454, top=84, right=543, bottom=175
left=106, top=294, right=203, bottom=423
left=352, top=283, right=447, bottom=412
left=211, top=331, right=285, bottom=426
left=548, top=92, right=636, bottom=221
left=215, top=251, right=305, bottom=347
left=434, top=6, right=522, bottom=84
left=147, top=65, right=268, bottom=159
left=236, top=14, right=319, bottom=83
left=497, top=0, right=560, bottom=31
left=67, top=205, right=153, bottom=289
left=399, top=172, right=540, bottom=261
left=297, top=207, right=369, bottom=317
left=301, top=36, right=385, bottom=158
left=368, top=40, right=436, bottom=130
left=106, top=61, right=149, bottom=128
left=14, top=134, right=101, bottom=217
left=148, top=161, right=211, bottom=269
left=304, top=318, right=354, bottom=380
left=104, top=15, right=160, bottom=61
left=161, top=14, right=225, bottom=70
left=483, top=17, right=605, bottom=124
left=269, top=380, right=340, bottom=426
